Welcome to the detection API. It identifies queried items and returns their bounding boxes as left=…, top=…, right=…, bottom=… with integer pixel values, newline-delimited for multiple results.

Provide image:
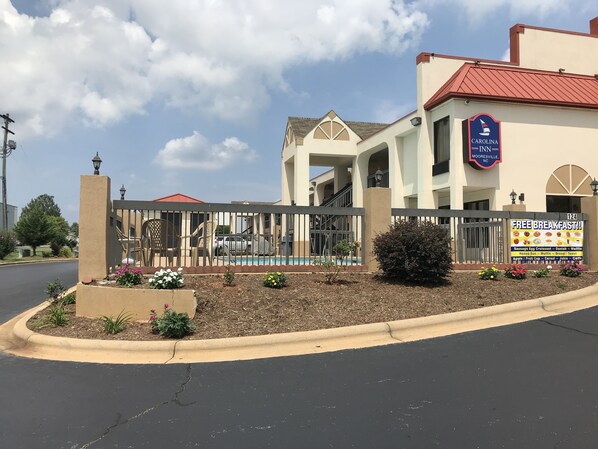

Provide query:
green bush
left=533, top=266, right=552, bottom=278
left=114, top=264, right=143, bottom=287
left=504, top=263, right=527, bottom=280
left=560, top=261, right=585, bottom=277
left=318, top=260, right=342, bottom=284
left=100, top=311, right=132, bottom=335
left=60, top=291, right=76, bottom=305
left=223, top=267, right=235, bottom=286
left=478, top=266, right=500, bottom=280
left=59, top=246, right=73, bottom=258
left=150, top=304, right=194, bottom=339
left=372, top=219, right=452, bottom=285
left=0, top=230, right=17, bottom=260
left=46, top=279, right=66, bottom=302
left=149, top=268, right=184, bottom=289
left=48, top=305, right=68, bottom=327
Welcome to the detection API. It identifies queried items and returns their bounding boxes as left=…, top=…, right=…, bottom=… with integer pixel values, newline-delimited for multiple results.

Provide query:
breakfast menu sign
left=510, top=218, right=584, bottom=263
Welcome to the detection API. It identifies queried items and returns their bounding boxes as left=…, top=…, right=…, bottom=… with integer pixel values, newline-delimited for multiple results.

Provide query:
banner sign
left=510, top=217, right=584, bottom=263
left=463, top=113, right=502, bottom=170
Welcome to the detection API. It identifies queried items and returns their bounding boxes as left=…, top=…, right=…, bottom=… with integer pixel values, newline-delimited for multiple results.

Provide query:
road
left=1, top=261, right=598, bottom=448
left=0, top=260, right=78, bottom=322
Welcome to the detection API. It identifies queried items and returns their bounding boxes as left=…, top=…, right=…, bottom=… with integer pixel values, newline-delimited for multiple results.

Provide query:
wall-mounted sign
left=462, top=113, right=502, bottom=170
left=510, top=218, right=584, bottom=263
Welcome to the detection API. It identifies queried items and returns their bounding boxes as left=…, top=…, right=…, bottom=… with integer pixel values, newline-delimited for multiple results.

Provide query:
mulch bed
left=28, top=271, right=598, bottom=341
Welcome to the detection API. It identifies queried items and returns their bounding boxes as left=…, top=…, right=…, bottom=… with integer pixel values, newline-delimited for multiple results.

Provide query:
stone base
left=76, top=284, right=197, bottom=321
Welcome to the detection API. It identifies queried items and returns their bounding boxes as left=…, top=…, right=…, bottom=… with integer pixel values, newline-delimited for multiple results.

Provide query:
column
left=363, top=187, right=391, bottom=271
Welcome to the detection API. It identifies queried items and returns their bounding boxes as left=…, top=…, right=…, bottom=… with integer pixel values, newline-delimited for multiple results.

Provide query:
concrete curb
left=4, top=283, right=598, bottom=364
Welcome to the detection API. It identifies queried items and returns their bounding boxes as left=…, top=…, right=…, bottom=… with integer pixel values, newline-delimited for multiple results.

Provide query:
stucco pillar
left=363, top=187, right=391, bottom=271
left=334, top=165, right=350, bottom=192
left=79, top=175, right=111, bottom=282
left=352, top=155, right=367, bottom=208
left=389, top=137, right=405, bottom=208
left=282, top=160, right=293, bottom=205
left=294, top=150, right=310, bottom=206
left=450, top=186, right=463, bottom=210
left=416, top=120, right=435, bottom=208
left=313, top=183, right=322, bottom=206
left=502, top=203, right=527, bottom=264
left=581, top=196, right=598, bottom=270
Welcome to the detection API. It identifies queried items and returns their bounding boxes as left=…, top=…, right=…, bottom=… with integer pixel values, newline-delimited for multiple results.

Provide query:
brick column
left=363, top=187, right=391, bottom=271
left=79, top=175, right=111, bottom=282
left=502, top=203, right=526, bottom=264
left=581, top=196, right=598, bottom=270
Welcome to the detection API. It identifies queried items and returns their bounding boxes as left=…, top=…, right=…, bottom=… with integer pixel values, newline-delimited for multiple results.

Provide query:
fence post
left=79, top=175, right=112, bottom=282
left=363, top=187, right=391, bottom=271
left=581, top=196, right=598, bottom=270
left=502, top=203, right=526, bottom=264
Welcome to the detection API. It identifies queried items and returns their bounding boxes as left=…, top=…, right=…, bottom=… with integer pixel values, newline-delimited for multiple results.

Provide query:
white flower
left=149, top=278, right=154, bottom=283
left=547, top=265, right=553, bottom=270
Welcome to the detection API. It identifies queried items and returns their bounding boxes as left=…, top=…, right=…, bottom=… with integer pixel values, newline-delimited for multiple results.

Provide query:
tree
left=69, top=222, right=79, bottom=238
left=48, top=215, right=69, bottom=255
left=13, top=206, right=52, bottom=256
left=21, top=194, right=61, bottom=218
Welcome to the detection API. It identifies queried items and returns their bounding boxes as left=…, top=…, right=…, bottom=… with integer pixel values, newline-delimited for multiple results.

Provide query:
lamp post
left=1, top=113, right=16, bottom=231
left=510, top=189, right=517, bottom=205
left=120, top=184, right=126, bottom=200
left=591, top=178, right=598, bottom=196
left=92, top=152, right=102, bottom=175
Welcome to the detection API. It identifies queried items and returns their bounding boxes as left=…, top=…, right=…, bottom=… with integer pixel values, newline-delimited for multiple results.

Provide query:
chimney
left=590, top=17, right=598, bottom=35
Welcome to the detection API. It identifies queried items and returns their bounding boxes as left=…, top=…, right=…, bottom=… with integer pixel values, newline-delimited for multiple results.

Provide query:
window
left=433, top=116, right=450, bottom=175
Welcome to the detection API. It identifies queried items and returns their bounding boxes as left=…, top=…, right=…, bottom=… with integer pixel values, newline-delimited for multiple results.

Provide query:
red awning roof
left=424, top=63, right=598, bottom=111
left=152, top=193, right=205, bottom=203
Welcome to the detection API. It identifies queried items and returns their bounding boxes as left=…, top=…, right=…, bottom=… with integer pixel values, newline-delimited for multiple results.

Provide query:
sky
left=1, top=0, right=596, bottom=224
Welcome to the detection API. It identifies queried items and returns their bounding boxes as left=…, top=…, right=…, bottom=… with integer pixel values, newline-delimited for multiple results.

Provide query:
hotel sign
left=462, top=113, right=502, bottom=170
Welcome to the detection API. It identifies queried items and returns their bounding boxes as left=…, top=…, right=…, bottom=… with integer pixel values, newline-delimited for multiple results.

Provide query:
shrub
left=318, top=260, right=342, bottom=284
left=149, top=268, right=184, bottom=289
left=114, top=264, right=143, bottom=287
left=263, top=271, right=287, bottom=289
left=48, top=304, right=68, bottom=327
left=504, top=263, right=527, bottom=280
left=59, top=246, right=73, bottom=258
left=223, top=267, right=235, bottom=286
left=478, top=266, right=500, bottom=280
left=60, top=291, right=76, bottom=305
left=533, top=266, right=552, bottom=278
left=332, top=240, right=359, bottom=262
left=46, top=279, right=66, bottom=302
left=150, top=304, right=194, bottom=339
left=372, top=219, right=452, bottom=285
left=100, top=311, right=132, bottom=335
left=560, top=261, right=585, bottom=277
left=0, top=230, right=17, bottom=260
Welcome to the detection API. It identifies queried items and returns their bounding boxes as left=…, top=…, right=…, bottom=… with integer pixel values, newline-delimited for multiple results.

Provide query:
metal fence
left=391, top=208, right=588, bottom=265
left=111, top=200, right=365, bottom=272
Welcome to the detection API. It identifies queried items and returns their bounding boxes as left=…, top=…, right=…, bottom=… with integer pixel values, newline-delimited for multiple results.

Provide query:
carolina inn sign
left=463, top=113, right=502, bottom=170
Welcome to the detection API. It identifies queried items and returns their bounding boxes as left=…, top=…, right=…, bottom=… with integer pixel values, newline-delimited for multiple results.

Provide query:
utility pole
left=1, top=113, right=16, bottom=231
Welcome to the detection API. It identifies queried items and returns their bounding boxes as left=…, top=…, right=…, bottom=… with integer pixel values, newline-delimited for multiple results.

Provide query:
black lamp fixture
left=518, top=192, right=525, bottom=203
left=510, top=189, right=517, bottom=205
left=591, top=178, right=598, bottom=196
left=120, top=184, right=126, bottom=200
left=374, top=169, right=383, bottom=187
left=410, top=116, right=422, bottom=127
left=92, top=152, right=102, bottom=175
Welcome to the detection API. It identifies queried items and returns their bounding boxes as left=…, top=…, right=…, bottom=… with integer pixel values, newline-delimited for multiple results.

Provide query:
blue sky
left=2, top=0, right=595, bottom=224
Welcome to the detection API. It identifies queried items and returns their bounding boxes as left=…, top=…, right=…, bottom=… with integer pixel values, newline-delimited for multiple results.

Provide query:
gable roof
left=287, top=113, right=389, bottom=141
left=424, top=63, right=598, bottom=111
left=152, top=193, right=205, bottom=203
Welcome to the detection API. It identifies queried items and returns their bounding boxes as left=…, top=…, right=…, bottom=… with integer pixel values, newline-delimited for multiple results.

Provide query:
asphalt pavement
left=1, top=261, right=598, bottom=448
left=0, top=260, right=78, bottom=322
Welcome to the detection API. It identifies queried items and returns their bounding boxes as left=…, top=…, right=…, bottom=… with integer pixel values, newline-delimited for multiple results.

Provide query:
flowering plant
left=113, top=264, right=143, bottom=287
left=504, top=263, right=527, bottom=280
left=560, top=261, right=585, bottom=278
left=149, top=304, right=194, bottom=338
left=478, top=266, right=500, bottom=281
left=149, top=268, right=184, bottom=289
left=263, top=271, right=287, bottom=289
left=533, top=265, right=552, bottom=278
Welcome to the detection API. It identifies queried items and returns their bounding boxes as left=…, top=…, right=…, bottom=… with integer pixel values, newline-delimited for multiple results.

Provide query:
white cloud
left=426, top=0, right=575, bottom=22
left=0, top=0, right=429, bottom=137
left=372, top=100, right=414, bottom=124
left=154, top=131, right=257, bottom=170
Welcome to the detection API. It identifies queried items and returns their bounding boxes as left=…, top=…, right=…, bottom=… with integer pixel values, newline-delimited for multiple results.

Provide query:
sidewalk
left=2, top=283, right=598, bottom=364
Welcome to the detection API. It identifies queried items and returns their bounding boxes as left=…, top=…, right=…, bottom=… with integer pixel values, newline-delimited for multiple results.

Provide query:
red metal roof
left=424, top=63, right=598, bottom=111
left=152, top=193, right=205, bottom=203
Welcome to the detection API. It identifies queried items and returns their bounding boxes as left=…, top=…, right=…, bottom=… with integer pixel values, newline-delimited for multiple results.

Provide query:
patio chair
left=141, top=218, right=182, bottom=267
left=184, top=219, right=216, bottom=266
left=115, top=226, right=144, bottom=266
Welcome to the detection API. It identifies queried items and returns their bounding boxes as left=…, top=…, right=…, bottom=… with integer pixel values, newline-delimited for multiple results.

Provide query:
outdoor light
left=92, top=152, right=102, bottom=175
left=375, top=169, right=383, bottom=187
left=120, top=184, right=126, bottom=200
left=591, top=178, right=598, bottom=196
left=410, top=116, right=422, bottom=127
left=510, top=189, right=517, bottom=205
left=518, top=192, right=525, bottom=203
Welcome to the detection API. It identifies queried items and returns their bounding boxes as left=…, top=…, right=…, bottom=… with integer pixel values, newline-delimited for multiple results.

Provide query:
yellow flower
left=490, top=275, right=494, bottom=279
